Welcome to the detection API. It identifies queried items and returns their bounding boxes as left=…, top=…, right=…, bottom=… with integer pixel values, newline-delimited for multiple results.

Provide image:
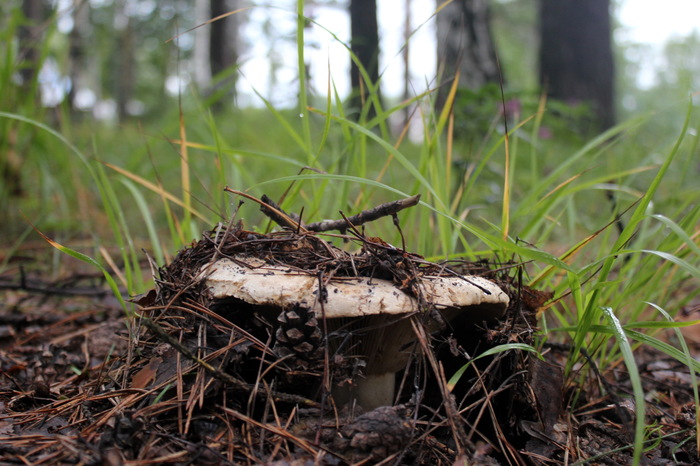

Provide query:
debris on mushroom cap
left=203, top=255, right=511, bottom=410
left=204, top=257, right=510, bottom=319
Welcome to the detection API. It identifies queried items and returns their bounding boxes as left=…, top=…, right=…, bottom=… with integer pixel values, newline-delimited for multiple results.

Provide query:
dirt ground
left=1, top=226, right=699, bottom=465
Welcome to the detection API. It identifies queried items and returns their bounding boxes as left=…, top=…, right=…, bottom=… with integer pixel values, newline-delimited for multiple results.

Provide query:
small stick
left=224, top=187, right=307, bottom=233
left=392, top=213, right=407, bottom=251
left=306, top=194, right=421, bottom=233
left=260, top=194, right=301, bottom=231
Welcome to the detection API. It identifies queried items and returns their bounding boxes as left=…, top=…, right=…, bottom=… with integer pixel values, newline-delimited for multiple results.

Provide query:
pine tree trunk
left=210, top=0, right=238, bottom=77
left=539, top=0, right=615, bottom=131
left=209, top=0, right=240, bottom=110
left=68, top=1, right=90, bottom=112
left=402, top=0, right=411, bottom=124
left=349, top=0, right=381, bottom=118
left=435, top=0, right=500, bottom=111
left=193, top=0, right=212, bottom=89
left=18, top=0, right=47, bottom=91
left=115, top=15, right=135, bottom=121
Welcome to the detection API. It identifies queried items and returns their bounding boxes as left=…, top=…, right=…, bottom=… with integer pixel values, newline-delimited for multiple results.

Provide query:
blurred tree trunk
left=402, top=0, right=411, bottom=124
left=435, top=0, right=500, bottom=112
left=209, top=0, right=239, bottom=110
left=115, top=9, right=135, bottom=121
left=210, top=0, right=237, bottom=77
left=68, top=1, right=90, bottom=112
left=349, top=0, right=381, bottom=118
left=539, top=0, right=615, bottom=131
left=193, top=0, right=212, bottom=89
left=18, top=0, right=48, bottom=92
left=6, top=0, right=51, bottom=197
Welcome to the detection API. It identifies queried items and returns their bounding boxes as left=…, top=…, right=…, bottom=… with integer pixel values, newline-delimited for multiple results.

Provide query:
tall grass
left=2, top=2, right=699, bottom=463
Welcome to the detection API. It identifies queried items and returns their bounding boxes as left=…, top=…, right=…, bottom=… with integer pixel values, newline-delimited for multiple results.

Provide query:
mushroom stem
left=355, top=373, right=396, bottom=410
left=332, top=372, right=396, bottom=411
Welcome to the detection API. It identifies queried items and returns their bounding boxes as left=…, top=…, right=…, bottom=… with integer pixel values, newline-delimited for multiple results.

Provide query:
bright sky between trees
left=235, top=0, right=700, bottom=107
left=49, top=0, right=700, bottom=113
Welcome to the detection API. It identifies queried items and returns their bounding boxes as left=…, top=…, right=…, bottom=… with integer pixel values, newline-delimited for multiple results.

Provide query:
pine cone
left=274, top=304, right=323, bottom=358
left=331, top=406, right=413, bottom=461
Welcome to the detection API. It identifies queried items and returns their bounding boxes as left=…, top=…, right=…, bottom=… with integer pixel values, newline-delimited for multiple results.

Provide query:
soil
left=1, top=224, right=699, bottom=465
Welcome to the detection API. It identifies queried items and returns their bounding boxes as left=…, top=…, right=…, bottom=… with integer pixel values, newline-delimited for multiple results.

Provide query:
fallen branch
left=257, top=194, right=421, bottom=233
left=224, top=187, right=307, bottom=233
left=238, top=190, right=421, bottom=234
left=260, top=194, right=301, bottom=231
left=306, top=194, right=420, bottom=232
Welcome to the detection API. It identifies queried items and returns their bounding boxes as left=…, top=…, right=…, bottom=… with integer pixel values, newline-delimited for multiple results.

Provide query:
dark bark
left=18, top=0, right=48, bottom=90
left=539, top=0, right=615, bottom=131
left=210, top=0, right=237, bottom=77
left=435, top=0, right=500, bottom=112
left=67, top=1, right=89, bottom=112
left=349, top=0, right=381, bottom=118
left=115, top=16, right=135, bottom=121
left=7, top=0, right=50, bottom=197
left=402, top=0, right=411, bottom=123
left=209, top=0, right=239, bottom=110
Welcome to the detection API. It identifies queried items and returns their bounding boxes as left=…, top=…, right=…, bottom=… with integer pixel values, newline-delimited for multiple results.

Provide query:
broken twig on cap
left=260, top=194, right=301, bottom=230
left=233, top=190, right=421, bottom=234
left=224, top=187, right=308, bottom=233
left=257, top=193, right=422, bottom=233
left=256, top=194, right=421, bottom=233
left=306, top=194, right=420, bottom=232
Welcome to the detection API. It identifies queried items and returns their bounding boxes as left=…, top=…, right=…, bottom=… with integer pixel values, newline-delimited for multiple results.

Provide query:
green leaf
left=447, top=343, right=540, bottom=392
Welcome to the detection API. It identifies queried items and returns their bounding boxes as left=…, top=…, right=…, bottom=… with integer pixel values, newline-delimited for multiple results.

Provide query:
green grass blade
left=28, top=222, right=128, bottom=314
left=638, top=249, right=700, bottom=279
left=120, top=178, right=165, bottom=266
left=518, top=115, right=649, bottom=208
left=447, top=343, right=540, bottom=391
left=296, top=0, right=312, bottom=159
left=648, top=214, right=700, bottom=257
left=646, top=302, right=700, bottom=454
left=573, top=101, right=693, bottom=371
left=312, top=112, right=447, bottom=211
left=600, top=306, right=645, bottom=466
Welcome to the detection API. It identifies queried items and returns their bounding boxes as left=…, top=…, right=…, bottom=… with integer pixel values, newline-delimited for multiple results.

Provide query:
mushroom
left=203, top=257, right=510, bottom=410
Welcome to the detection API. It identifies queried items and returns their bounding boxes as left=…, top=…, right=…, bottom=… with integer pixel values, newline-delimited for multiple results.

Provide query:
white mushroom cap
left=205, top=257, right=509, bottom=318
left=203, top=257, right=510, bottom=409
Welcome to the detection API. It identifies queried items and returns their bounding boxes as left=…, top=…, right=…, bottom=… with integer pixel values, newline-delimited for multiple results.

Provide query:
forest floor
left=1, top=227, right=699, bottom=465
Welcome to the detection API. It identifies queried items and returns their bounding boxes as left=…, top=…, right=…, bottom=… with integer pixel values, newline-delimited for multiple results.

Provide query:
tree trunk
left=402, top=0, right=411, bottom=124
left=435, top=0, right=500, bottom=112
left=210, top=0, right=237, bottom=77
left=68, top=1, right=90, bottom=112
left=193, top=0, right=212, bottom=89
left=115, top=14, right=135, bottom=121
left=539, top=0, right=615, bottom=131
left=6, top=0, right=50, bottom=197
left=18, top=0, right=48, bottom=92
left=349, top=0, right=381, bottom=118
left=209, top=0, right=239, bottom=110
